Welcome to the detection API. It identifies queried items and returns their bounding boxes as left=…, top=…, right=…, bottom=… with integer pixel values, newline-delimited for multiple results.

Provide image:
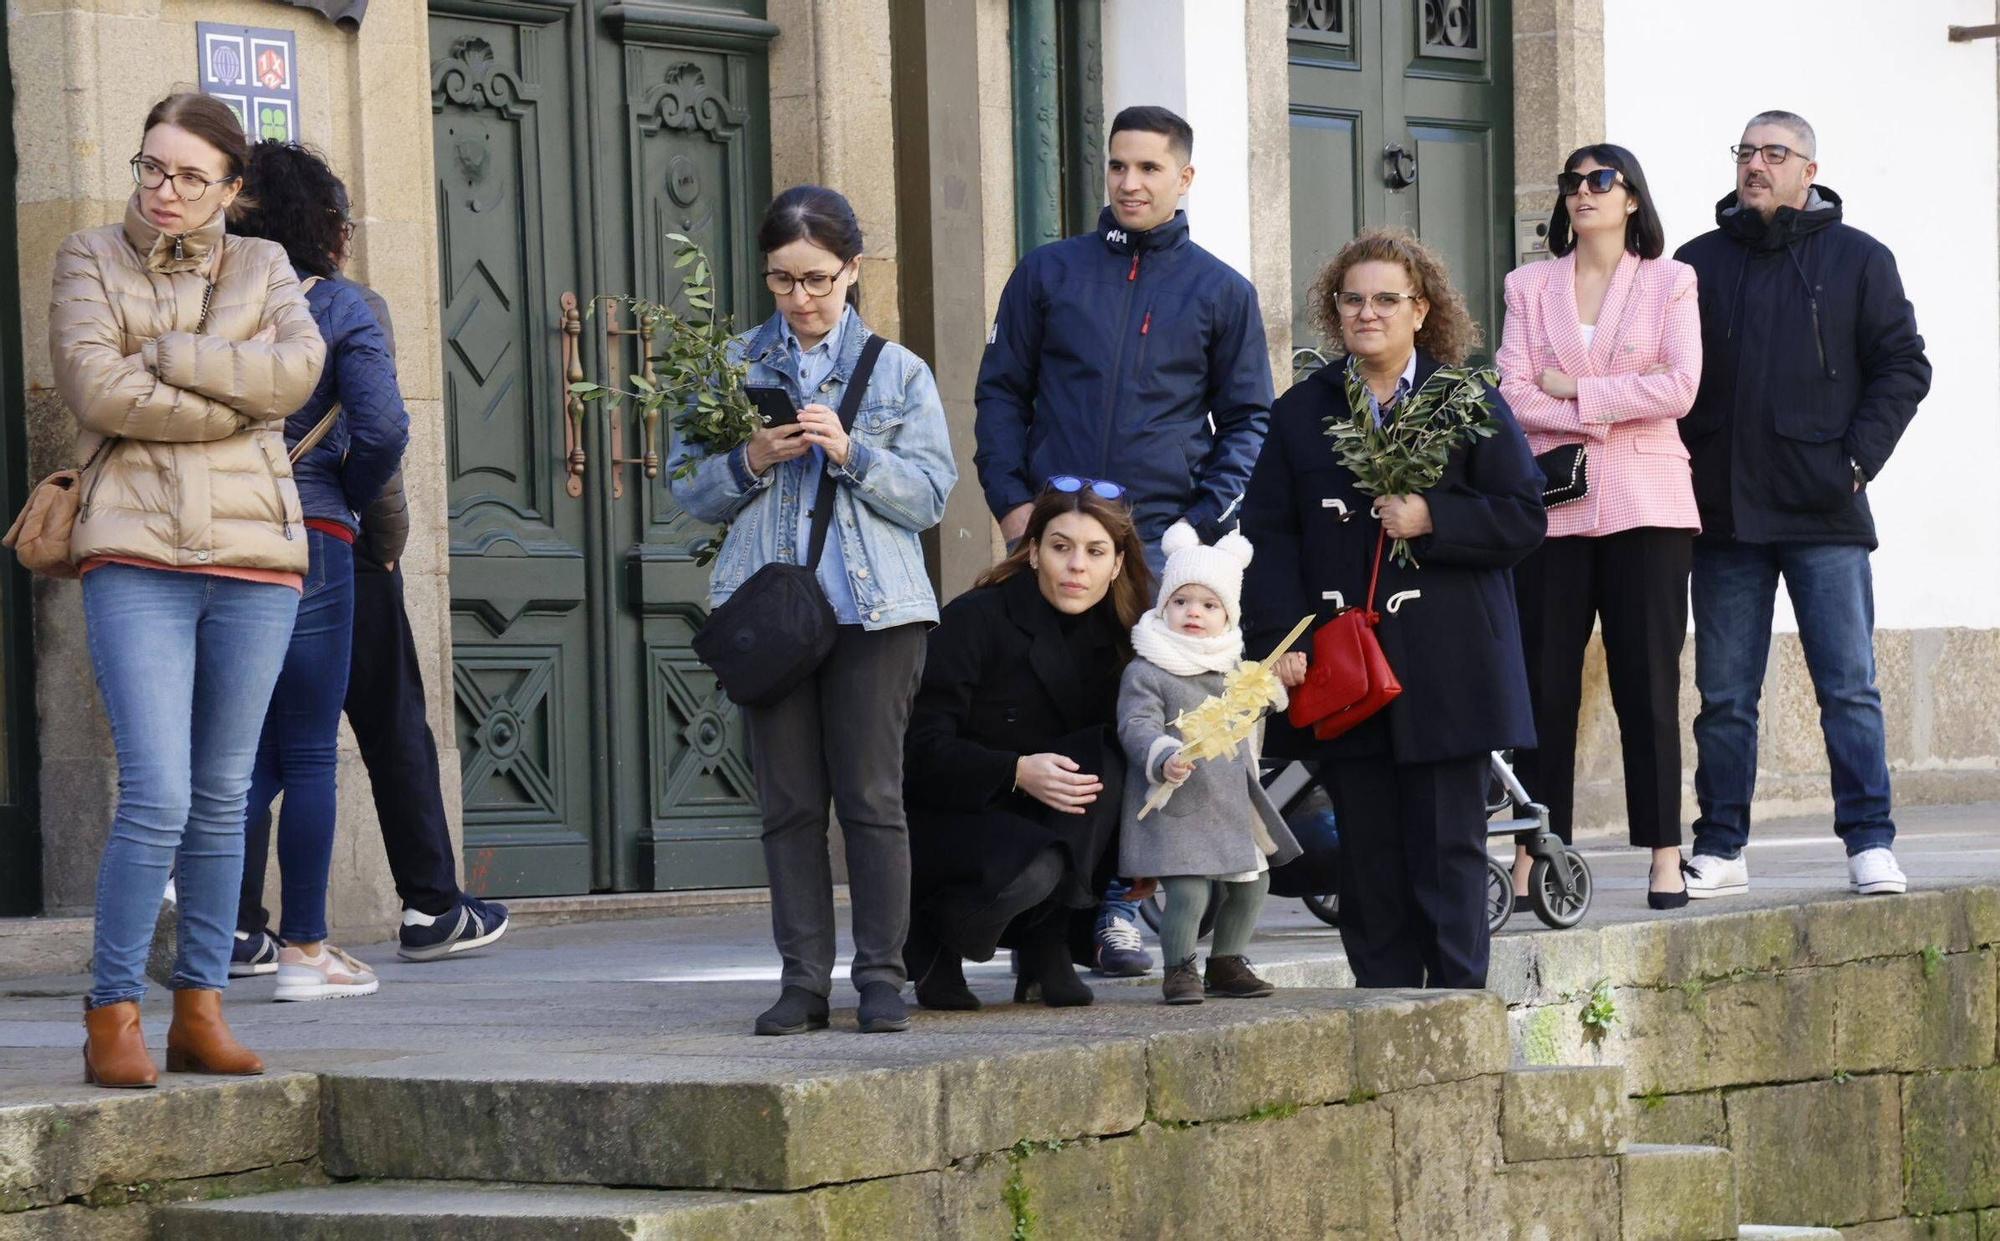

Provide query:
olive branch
left=565, top=233, right=756, bottom=564
left=1322, top=363, right=1501, bottom=567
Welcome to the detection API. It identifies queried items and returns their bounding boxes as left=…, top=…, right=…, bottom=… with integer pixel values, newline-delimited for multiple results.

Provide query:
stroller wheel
left=1485, top=856, right=1515, bottom=934
left=1301, top=892, right=1339, bottom=927
left=1138, top=885, right=1219, bottom=939
left=1527, top=848, right=1593, bottom=929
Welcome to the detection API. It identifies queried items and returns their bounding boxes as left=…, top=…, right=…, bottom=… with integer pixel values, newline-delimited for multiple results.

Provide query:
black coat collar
left=1313, top=349, right=1447, bottom=412
left=999, top=570, right=1123, bottom=730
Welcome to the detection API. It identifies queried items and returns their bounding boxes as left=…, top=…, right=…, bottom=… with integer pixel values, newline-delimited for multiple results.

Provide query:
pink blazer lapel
left=1587, top=251, right=1643, bottom=371
left=1538, top=254, right=1592, bottom=378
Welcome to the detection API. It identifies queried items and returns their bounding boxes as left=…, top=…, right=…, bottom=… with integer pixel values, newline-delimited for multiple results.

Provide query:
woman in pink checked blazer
left=1496, top=143, right=1700, bottom=910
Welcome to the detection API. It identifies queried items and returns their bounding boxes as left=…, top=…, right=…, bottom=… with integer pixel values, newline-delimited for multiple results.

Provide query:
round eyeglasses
left=130, top=157, right=238, bottom=203
left=764, top=270, right=841, bottom=298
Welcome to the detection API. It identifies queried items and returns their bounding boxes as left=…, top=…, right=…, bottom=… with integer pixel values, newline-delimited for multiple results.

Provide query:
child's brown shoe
left=1203, top=955, right=1274, bottom=998
left=1162, top=955, right=1204, bottom=1005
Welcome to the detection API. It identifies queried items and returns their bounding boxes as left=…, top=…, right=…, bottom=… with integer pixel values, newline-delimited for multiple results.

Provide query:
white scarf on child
left=1130, top=609, right=1245, bottom=676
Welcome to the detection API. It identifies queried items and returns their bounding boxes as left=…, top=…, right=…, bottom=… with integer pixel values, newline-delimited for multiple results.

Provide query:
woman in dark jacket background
left=230, top=141, right=410, bottom=1000
left=904, top=486, right=1154, bottom=1009
left=1242, top=230, right=1544, bottom=990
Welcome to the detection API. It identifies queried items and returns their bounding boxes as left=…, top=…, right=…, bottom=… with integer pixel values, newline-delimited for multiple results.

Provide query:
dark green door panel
left=433, top=0, right=774, bottom=896
left=432, top=2, right=597, bottom=897
left=599, top=5, right=773, bottom=893
left=1288, top=0, right=1512, bottom=370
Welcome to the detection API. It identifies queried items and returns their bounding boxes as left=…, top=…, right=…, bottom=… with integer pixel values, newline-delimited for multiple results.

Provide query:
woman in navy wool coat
left=1242, top=230, right=1545, bottom=990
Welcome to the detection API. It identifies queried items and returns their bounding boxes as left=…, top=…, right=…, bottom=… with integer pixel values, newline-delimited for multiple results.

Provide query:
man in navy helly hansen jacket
left=974, top=105, right=1274, bottom=567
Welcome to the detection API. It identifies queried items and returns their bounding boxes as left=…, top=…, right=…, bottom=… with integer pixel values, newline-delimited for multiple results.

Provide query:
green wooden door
left=430, top=0, right=774, bottom=897
left=1288, top=0, right=1512, bottom=375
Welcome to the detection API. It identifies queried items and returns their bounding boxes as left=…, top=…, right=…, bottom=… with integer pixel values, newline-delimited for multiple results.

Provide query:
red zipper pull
left=1128, top=253, right=1140, bottom=282
left=1141, top=310, right=1152, bottom=336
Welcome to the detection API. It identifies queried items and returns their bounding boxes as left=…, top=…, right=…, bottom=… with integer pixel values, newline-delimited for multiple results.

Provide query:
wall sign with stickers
left=196, top=23, right=301, bottom=143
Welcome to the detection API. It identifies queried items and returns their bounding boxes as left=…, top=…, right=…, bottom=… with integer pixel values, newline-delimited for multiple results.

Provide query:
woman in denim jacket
left=669, top=185, right=957, bottom=1037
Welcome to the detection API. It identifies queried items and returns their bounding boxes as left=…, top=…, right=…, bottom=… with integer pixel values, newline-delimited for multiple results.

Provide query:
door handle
left=601, top=299, right=662, bottom=499
left=559, top=292, right=585, bottom=498
left=1384, top=143, right=1418, bottom=190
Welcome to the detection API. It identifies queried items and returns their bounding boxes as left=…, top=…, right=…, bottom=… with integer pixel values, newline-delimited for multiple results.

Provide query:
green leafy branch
left=566, top=233, right=756, bottom=564
left=1322, top=363, right=1501, bottom=567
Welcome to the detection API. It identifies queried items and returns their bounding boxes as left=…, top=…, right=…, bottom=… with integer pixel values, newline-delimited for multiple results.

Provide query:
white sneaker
left=1682, top=853, right=1749, bottom=899
left=1848, top=847, right=1907, bottom=895
left=273, top=944, right=380, bottom=1001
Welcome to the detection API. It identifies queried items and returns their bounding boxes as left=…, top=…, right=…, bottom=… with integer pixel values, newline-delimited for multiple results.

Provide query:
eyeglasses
left=764, top=270, right=841, bottom=298
left=1044, top=475, right=1127, bottom=501
left=1730, top=143, right=1811, bottom=166
left=1335, top=291, right=1421, bottom=317
left=1558, top=168, right=1624, bottom=196
left=130, top=157, right=239, bottom=202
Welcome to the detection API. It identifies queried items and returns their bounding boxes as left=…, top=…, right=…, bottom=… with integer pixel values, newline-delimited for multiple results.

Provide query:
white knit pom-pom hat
left=1155, top=521, right=1255, bottom=624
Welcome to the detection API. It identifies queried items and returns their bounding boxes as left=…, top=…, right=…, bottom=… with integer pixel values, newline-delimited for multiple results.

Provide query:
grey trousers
left=742, top=622, right=926, bottom=997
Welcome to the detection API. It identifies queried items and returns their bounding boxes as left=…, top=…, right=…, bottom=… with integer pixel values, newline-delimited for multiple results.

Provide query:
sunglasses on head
left=1558, top=168, right=1625, bottom=197
left=1044, top=475, right=1127, bottom=501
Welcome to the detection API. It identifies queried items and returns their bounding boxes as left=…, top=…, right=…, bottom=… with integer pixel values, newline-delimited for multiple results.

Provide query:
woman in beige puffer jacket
left=64, top=93, right=325, bottom=1090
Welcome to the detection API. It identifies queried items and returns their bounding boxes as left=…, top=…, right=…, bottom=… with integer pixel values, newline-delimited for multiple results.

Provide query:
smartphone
left=747, top=385, right=800, bottom=429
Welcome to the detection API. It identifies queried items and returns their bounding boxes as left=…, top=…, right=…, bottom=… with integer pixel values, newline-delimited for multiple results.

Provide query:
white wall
left=1101, top=0, right=1255, bottom=279
left=1604, top=0, right=2000, bottom=631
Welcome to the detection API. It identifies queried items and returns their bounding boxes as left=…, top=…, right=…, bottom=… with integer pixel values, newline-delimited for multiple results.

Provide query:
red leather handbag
left=1286, top=526, right=1402, bottom=741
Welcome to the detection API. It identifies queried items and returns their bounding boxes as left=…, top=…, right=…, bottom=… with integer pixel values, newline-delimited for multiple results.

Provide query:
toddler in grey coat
left=1118, top=522, right=1301, bottom=1005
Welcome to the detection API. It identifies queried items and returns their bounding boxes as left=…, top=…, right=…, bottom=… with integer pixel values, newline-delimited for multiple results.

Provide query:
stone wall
left=8, top=0, right=454, bottom=932
left=1506, top=886, right=2000, bottom=1235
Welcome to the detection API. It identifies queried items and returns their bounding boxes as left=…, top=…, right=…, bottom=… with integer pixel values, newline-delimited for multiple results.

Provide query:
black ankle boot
left=1013, top=933, right=1093, bottom=1008
left=754, top=986, right=829, bottom=1036
left=909, top=935, right=981, bottom=1011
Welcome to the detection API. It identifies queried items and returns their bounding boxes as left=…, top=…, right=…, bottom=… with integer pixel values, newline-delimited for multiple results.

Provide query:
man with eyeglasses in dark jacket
left=974, top=104, right=1276, bottom=977
left=1673, top=110, right=1930, bottom=902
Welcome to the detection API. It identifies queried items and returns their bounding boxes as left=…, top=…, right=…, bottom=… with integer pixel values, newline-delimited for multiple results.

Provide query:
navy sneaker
left=397, top=896, right=510, bottom=962
left=230, top=928, right=284, bottom=978
left=1092, top=914, right=1153, bottom=977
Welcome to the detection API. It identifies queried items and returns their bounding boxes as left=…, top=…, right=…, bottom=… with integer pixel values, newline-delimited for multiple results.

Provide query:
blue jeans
left=84, top=564, right=299, bottom=1007
left=241, top=532, right=355, bottom=944
left=1690, top=540, right=1894, bottom=860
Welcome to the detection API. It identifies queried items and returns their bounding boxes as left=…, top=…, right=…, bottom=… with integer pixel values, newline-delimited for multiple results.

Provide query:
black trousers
left=742, top=623, right=926, bottom=997
left=1513, top=527, right=1692, bottom=848
left=1322, top=755, right=1490, bottom=989
left=240, top=561, right=464, bottom=932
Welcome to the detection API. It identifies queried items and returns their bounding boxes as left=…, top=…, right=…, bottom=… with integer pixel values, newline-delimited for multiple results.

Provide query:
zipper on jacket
left=1098, top=252, right=1143, bottom=474
left=1140, top=309, right=1152, bottom=336
left=78, top=447, right=112, bottom=521
left=260, top=438, right=296, bottom=540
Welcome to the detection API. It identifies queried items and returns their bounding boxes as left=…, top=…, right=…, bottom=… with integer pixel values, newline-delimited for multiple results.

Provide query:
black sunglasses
left=1044, top=475, right=1127, bottom=501
left=1558, top=168, right=1625, bottom=197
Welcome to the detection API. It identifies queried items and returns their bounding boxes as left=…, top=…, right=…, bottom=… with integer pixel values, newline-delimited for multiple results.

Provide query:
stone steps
left=1620, top=1143, right=1740, bottom=1241
left=1737, top=1226, right=1844, bottom=1239
left=157, top=1180, right=906, bottom=1241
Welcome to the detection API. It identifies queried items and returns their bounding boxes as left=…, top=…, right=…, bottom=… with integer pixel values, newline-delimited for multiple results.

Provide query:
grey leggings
left=1158, top=873, right=1271, bottom=968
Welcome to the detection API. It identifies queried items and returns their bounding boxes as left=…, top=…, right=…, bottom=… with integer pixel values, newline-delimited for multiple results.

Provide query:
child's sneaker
left=273, top=944, right=379, bottom=1001
left=1204, top=954, right=1274, bottom=998
left=1162, top=955, right=1204, bottom=1005
left=230, top=928, right=284, bottom=977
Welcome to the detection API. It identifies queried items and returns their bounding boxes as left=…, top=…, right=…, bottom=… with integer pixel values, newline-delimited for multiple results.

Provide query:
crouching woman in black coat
left=903, top=487, right=1155, bottom=1009
left=1243, top=230, right=1546, bottom=990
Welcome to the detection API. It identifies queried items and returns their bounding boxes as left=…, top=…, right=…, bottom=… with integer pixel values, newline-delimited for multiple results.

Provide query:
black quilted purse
left=693, top=334, right=886, bottom=708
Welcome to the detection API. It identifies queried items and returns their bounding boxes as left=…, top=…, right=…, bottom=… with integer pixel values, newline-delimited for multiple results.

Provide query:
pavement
left=1, top=801, right=1996, bottom=1099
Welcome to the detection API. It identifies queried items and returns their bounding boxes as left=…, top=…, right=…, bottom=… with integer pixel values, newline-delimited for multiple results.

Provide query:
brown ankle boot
left=83, top=1000, right=158, bottom=1088
left=165, top=989, right=264, bottom=1075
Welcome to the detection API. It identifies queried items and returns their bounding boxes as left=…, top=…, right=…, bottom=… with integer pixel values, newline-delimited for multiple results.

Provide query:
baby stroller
left=1138, top=751, right=1593, bottom=937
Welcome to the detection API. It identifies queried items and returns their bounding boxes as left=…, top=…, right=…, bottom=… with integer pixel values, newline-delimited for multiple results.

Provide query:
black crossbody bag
left=693, top=334, right=887, bottom=708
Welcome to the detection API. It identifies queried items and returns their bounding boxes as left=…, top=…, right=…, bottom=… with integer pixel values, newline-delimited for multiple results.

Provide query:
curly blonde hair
left=1307, top=229, right=1481, bottom=365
